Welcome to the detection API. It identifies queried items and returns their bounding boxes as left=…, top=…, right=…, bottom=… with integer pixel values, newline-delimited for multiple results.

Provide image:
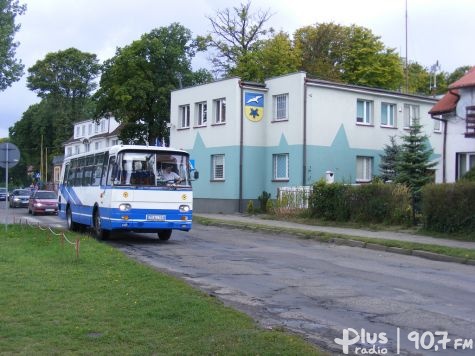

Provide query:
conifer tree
left=396, top=121, right=437, bottom=223
left=379, top=135, right=400, bottom=182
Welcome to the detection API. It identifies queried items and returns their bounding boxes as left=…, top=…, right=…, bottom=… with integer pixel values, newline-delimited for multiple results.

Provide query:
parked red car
left=28, top=190, right=58, bottom=215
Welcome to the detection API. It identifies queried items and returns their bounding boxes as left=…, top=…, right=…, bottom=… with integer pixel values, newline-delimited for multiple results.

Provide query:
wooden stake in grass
left=75, top=239, right=80, bottom=259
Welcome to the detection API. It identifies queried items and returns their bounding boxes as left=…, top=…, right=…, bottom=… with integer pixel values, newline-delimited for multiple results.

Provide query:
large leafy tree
left=340, top=25, right=403, bottom=90
left=95, top=23, right=211, bottom=144
left=203, top=1, right=273, bottom=78
left=231, top=31, right=300, bottom=82
left=295, top=23, right=403, bottom=90
left=26, top=48, right=100, bottom=148
left=0, top=0, right=26, bottom=91
left=294, top=23, right=347, bottom=82
left=396, top=121, right=438, bottom=223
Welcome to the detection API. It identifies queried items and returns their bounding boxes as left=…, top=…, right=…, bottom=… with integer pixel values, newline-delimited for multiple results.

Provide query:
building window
left=111, top=139, right=119, bottom=146
left=273, top=94, right=288, bottom=121
left=95, top=142, right=101, bottom=150
left=381, top=103, right=396, bottom=127
left=75, top=146, right=80, bottom=155
left=211, top=154, right=224, bottom=180
left=100, top=119, right=106, bottom=132
left=81, top=125, right=85, bottom=136
left=356, top=156, right=373, bottom=182
left=85, top=143, right=90, bottom=152
left=273, top=153, right=289, bottom=181
left=403, top=104, right=419, bottom=128
left=179, top=105, right=190, bottom=128
left=357, top=99, right=373, bottom=125
left=195, top=102, right=207, bottom=127
left=75, top=126, right=80, bottom=138
left=214, top=98, right=226, bottom=124
left=95, top=122, right=99, bottom=133
left=88, top=124, right=92, bottom=135
left=67, top=147, right=72, bottom=157
left=433, top=118, right=442, bottom=133
left=457, top=152, right=475, bottom=180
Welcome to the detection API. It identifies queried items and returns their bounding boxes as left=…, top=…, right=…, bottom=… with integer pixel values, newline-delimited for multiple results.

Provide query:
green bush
left=258, top=191, right=271, bottom=212
left=422, top=182, right=475, bottom=234
left=461, top=167, right=475, bottom=182
left=311, top=180, right=350, bottom=221
left=310, top=180, right=411, bottom=225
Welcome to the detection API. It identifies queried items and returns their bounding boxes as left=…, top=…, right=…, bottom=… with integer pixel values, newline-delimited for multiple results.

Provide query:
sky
left=0, top=0, right=474, bottom=138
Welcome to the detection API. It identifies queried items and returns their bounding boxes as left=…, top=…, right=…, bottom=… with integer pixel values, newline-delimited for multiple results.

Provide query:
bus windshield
left=114, top=151, right=190, bottom=187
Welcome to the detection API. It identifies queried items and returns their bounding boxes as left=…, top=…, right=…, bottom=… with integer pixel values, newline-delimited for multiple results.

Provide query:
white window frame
left=75, top=126, right=80, bottom=138
left=100, top=119, right=106, bottom=132
left=273, top=153, right=289, bottom=181
left=67, top=147, right=72, bottom=157
left=356, top=156, right=373, bottom=182
left=211, top=154, right=225, bottom=181
left=381, top=103, right=396, bottom=127
left=213, top=98, right=226, bottom=124
left=88, top=123, right=92, bottom=135
left=273, top=94, right=288, bottom=121
left=75, top=145, right=80, bottom=155
left=179, top=105, right=190, bottom=129
left=356, top=99, right=373, bottom=125
left=403, top=104, right=420, bottom=128
left=195, top=102, right=207, bottom=127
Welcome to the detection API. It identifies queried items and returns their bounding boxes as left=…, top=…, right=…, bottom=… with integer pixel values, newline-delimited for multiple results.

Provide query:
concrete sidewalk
left=195, top=213, right=475, bottom=250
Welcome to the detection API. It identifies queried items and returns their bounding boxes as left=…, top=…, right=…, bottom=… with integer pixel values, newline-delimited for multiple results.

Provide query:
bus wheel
left=66, top=206, right=78, bottom=231
left=93, top=209, right=109, bottom=240
left=157, top=229, right=172, bottom=241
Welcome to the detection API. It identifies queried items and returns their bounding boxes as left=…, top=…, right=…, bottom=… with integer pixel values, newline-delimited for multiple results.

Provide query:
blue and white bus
left=58, top=145, right=197, bottom=240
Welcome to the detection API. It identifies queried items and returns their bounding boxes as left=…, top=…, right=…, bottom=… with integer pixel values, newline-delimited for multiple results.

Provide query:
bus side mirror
left=193, top=171, right=199, bottom=180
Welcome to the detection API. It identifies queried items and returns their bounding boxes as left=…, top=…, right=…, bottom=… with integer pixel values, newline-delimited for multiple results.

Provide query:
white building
left=170, top=72, right=443, bottom=213
left=63, top=117, right=122, bottom=157
left=429, top=66, right=475, bottom=182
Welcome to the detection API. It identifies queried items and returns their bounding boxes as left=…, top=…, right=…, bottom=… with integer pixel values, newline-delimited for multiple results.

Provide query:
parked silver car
left=9, top=189, right=32, bottom=208
left=0, top=187, right=7, bottom=201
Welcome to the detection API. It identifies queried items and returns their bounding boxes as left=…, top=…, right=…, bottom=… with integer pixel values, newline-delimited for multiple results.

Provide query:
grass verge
left=195, top=216, right=475, bottom=261
left=0, top=225, right=322, bottom=355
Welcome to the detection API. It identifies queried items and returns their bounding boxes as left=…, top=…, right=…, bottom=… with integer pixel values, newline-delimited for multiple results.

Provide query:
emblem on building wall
left=244, top=92, right=264, bottom=122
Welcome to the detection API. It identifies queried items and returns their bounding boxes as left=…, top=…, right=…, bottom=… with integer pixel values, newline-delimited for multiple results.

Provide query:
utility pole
left=405, top=0, right=409, bottom=93
left=40, top=134, right=43, bottom=183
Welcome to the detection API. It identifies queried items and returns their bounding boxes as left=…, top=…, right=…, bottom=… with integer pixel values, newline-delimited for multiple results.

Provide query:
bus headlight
left=179, top=205, right=190, bottom=213
left=119, top=203, right=131, bottom=211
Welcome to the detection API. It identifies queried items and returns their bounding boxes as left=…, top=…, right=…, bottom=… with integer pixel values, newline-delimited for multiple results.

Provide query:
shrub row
left=422, top=182, right=475, bottom=234
left=310, top=180, right=412, bottom=225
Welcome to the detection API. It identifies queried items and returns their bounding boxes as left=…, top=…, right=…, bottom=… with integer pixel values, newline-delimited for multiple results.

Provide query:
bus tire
left=157, top=229, right=172, bottom=241
left=93, top=208, right=109, bottom=240
left=66, top=206, right=78, bottom=231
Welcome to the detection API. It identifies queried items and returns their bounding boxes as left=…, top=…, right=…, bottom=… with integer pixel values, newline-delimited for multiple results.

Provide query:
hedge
left=422, top=182, right=475, bottom=234
left=310, top=180, right=411, bottom=225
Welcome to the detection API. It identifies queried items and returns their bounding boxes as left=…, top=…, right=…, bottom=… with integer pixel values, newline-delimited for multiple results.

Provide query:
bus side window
left=106, top=156, right=117, bottom=186
left=63, top=163, right=70, bottom=186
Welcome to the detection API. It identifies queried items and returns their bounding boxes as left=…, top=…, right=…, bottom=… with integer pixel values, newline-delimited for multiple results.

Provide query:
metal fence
left=277, top=186, right=313, bottom=209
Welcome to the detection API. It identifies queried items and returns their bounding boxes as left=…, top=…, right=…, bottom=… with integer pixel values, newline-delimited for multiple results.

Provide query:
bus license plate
left=147, top=214, right=166, bottom=221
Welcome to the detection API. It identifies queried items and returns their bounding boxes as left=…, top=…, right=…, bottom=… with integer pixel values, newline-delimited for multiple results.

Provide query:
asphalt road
left=3, top=205, right=474, bottom=355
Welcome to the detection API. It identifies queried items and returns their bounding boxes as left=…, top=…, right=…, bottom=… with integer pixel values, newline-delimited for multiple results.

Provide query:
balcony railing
left=466, top=106, right=475, bottom=138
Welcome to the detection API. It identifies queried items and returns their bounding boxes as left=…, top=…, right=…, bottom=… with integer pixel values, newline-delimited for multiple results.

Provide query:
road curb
left=195, top=217, right=474, bottom=266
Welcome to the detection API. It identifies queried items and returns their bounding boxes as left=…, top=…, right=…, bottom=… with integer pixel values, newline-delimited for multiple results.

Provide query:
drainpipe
left=239, top=81, right=244, bottom=213
left=303, top=78, right=308, bottom=186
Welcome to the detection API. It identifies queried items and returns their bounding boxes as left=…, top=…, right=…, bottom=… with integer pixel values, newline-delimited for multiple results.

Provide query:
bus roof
left=64, top=145, right=189, bottom=160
